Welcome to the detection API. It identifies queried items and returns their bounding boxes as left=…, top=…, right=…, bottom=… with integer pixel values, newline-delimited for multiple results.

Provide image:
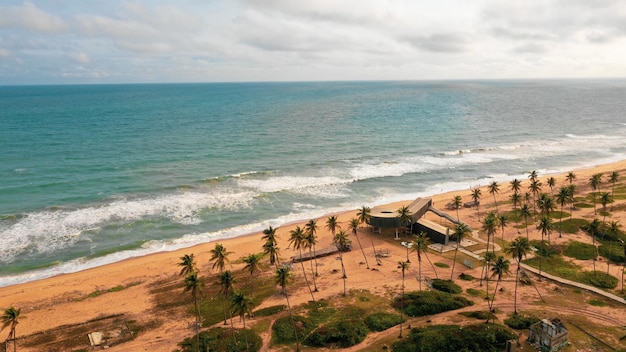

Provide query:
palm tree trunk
left=369, top=234, right=381, bottom=265
left=309, top=247, right=318, bottom=292
left=486, top=279, right=501, bottom=324
left=399, top=272, right=405, bottom=338
left=313, top=243, right=319, bottom=277
left=299, top=249, right=316, bottom=302
left=451, top=245, right=459, bottom=281
left=353, top=230, right=370, bottom=269
left=194, top=296, right=200, bottom=352
left=524, top=216, right=529, bottom=240
left=283, top=286, right=300, bottom=352
left=418, top=256, right=422, bottom=291
left=222, top=294, right=228, bottom=325
left=514, top=264, right=520, bottom=314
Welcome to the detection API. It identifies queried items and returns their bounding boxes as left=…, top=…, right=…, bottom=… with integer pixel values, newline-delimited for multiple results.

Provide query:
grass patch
left=434, top=262, right=450, bottom=268
left=459, top=310, right=490, bottom=320
left=392, top=324, right=516, bottom=352
left=574, top=202, right=594, bottom=208
left=563, top=241, right=597, bottom=260
left=599, top=242, right=626, bottom=262
left=394, top=290, right=473, bottom=317
left=364, top=312, right=404, bottom=331
left=466, top=288, right=482, bottom=297
left=459, top=273, right=474, bottom=281
left=587, top=299, right=608, bottom=307
left=524, top=256, right=618, bottom=289
left=253, top=305, right=285, bottom=317
left=557, top=218, right=589, bottom=234
left=179, top=327, right=262, bottom=352
left=504, top=312, right=540, bottom=330
left=431, top=279, right=463, bottom=294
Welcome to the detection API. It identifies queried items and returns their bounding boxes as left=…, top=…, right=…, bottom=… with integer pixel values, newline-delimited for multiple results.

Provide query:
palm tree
left=504, top=237, right=532, bottom=314
left=589, top=173, right=603, bottom=215
left=231, top=291, right=254, bottom=352
left=609, top=171, right=619, bottom=210
left=325, top=215, right=340, bottom=236
left=510, top=179, right=522, bottom=195
left=183, top=272, right=202, bottom=351
left=275, top=265, right=300, bottom=352
left=178, top=253, right=197, bottom=277
left=452, top=195, right=463, bottom=221
left=556, top=187, right=570, bottom=238
left=588, top=218, right=602, bottom=273
left=482, top=211, right=498, bottom=254
left=333, top=230, right=351, bottom=295
left=599, top=192, right=613, bottom=224
left=1, top=307, right=21, bottom=352
left=547, top=177, right=556, bottom=195
left=537, top=216, right=553, bottom=277
left=481, top=251, right=496, bottom=292
left=510, top=193, right=521, bottom=217
left=567, top=184, right=577, bottom=220
left=411, top=232, right=437, bottom=288
left=262, top=226, right=280, bottom=267
left=397, top=261, right=409, bottom=338
left=565, top=171, right=576, bottom=185
left=218, top=271, right=235, bottom=326
left=348, top=217, right=370, bottom=269
left=488, top=181, right=500, bottom=213
left=486, top=256, right=511, bottom=324
left=305, top=219, right=320, bottom=278
left=303, top=231, right=319, bottom=292
left=288, top=226, right=315, bottom=302
left=528, top=170, right=539, bottom=183
left=451, top=223, right=470, bottom=280
left=529, top=179, right=543, bottom=215
left=471, top=187, right=482, bottom=219
left=243, top=253, right=263, bottom=296
left=520, top=204, right=532, bottom=240
left=397, top=205, right=413, bottom=261
left=499, top=215, right=508, bottom=244
left=357, top=206, right=371, bottom=226
left=536, top=193, right=555, bottom=218
left=210, top=243, right=233, bottom=273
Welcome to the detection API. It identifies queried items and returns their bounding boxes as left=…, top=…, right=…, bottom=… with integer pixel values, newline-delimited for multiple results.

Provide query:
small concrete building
left=528, top=318, right=569, bottom=352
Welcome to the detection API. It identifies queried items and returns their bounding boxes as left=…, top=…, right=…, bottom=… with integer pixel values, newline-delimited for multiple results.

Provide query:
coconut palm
left=589, top=173, right=603, bottom=215
left=588, top=218, right=602, bottom=273
left=231, top=290, right=254, bottom=352
left=218, top=270, right=235, bottom=326
left=183, top=272, right=202, bottom=351
left=243, top=253, right=263, bottom=296
left=547, top=177, right=556, bottom=195
left=357, top=206, right=371, bottom=226
left=504, top=237, right=532, bottom=314
left=305, top=219, right=320, bottom=277
left=348, top=217, right=370, bottom=269
left=411, top=232, right=437, bottom=287
left=333, top=230, right=351, bottom=295
left=486, top=256, right=511, bottom=324
left=565, top=171, right=576, bottom=185
left=210, top=243, right=233, bottom=273
left=482, top=211, right=498, bottom=254
left=536, top=193, right=555, bottom=218
left=510, top=192, right=521, bottom=217
left=481, top=251, right=496, bottom=293
left=1, top=307, right=21, bottom=352
left=471, top=187, right=482, bottom=219
left=528, top=170, right=539, bottom=183
left=499, top=215, right=508, bottom=244
left=451, top=223, right=470, bottom=280
left=262, top=226, right=280, bottom=267
left=488, top=181, right=500, bottom=213
left=274, top=265, right=300, bottom=352
left=528, top=179, right=542, bottom=215
left=556, top=187, right=570, bottom=238
left=325, top=215, right=340, bottom=236
left=178, top=253, right=197, bottom=277
left=288, top=226, right=315, bottom=301
left=520, top=204, right=532, bottom=240
left=599, top=192, right=613, bottom=225
left=303, top=231, right=319, bottom=292
left=537, top=216, right=554, bottom=277
left=610, top=171, right=619, bottom=210
left=452, top=195, right=463, bottom=221
left=510, top=179, right=522, bottom=195
left=397, top=205, right=413, bottom=262
left=398, top=261, right=409, bottom=338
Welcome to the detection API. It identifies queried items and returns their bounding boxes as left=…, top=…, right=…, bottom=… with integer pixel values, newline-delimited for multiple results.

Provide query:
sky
left=1, top=0, right=625, bottom=85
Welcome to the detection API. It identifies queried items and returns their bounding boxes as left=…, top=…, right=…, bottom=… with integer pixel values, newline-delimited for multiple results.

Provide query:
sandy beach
left=2, top=159, right=626, bottom=351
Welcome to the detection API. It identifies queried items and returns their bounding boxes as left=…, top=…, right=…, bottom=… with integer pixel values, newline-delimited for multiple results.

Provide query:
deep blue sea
left=1, top=80, right=626, bottom=287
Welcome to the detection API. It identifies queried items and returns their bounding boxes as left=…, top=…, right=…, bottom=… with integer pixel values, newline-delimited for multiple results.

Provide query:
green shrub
left=459, top=310, right=490, bottom=320
left=394, top=290, right=473, bottom=317
left=563, top=241, right=597, bottom=260
left=530, top=240, right=561, bottom=257
left=431, top=279, right=463, bottom=294
left=466, top=288, right=482, bottom=296
left=598, top=243, right=626, bottom=262
left=459, top=273, right=474, bottom=281
left=253, top=305, right=285, bottom=317
left=580, top=271, right=618, bottom=289
left=304, top=319, right=368, bottom=348
left=364, top=312, right=403, bottom=331
left=588, top=299, right=608, bottom=307
left=272, top=315, right=314, bottom=344
left=179, top=327, right=262, bottom=352
left=392, top=324, right=516, bottom=352
left=434, top=262, right=450, bottom=268
left=504, top=313, right=540, bottom=329
left=557, top=218, right=588, bottom=234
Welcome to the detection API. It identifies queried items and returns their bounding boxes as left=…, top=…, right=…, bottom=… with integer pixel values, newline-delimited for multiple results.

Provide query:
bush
left=466, top=288, right=482, bottom=296
left=459, top=310, right=490, bottom=320
left=434, top=262, right=450, bottom=268
left=459, top=273, right=474, bottom=281
left=588, top=299, right=608, bottom=307
left=431, top=279, right=463, bottom=294
left=179, top=327, right=262, bottom=352
left=304, top=319, right=368, bottom=348
left=530, top=240, right=561, bottom=257
left=598, top=243, right=626, bottom=262
left=580, top=271, right=618, bottom=289
left=504, top=313, right=540, bottom=329
left=394, top=290, right=473, bottom=317
left=253, top=305, right=285, bottom=317
left=272, top=315, right=314, bottom=344
left=364, top=312, right=403, bottom=332
left=392, top=324, right=517, bottom=352
left=563, top=241, right=597, bottom=260
left=558, top=218, right=589, bottom=234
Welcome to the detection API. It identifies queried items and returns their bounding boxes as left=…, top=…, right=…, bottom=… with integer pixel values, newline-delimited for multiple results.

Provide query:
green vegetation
left=466, top=288, right=482, bottom=297
left=253, top=305, right=285, bottom=317
left=392, top=324, right=517, bottom=352
left=304, top=319, right=369, bottom=348
left=458, top=310, right=491, bottom=320
left=563, top=241, right=597, bottom=260
left=394, top=290, right=473, bottom=317
left=272, top=315, right=314, bottom=344
left=599, top=243, right=626, bottom=262
left=557, top=218, right=589, bottom=234
left=504, top=313, right=540, bottom=329
left=574, top=202, right=594, bottom=208
left=529, top=240, right=561, bottom=257
left=524, top=256, right=618, bottom=289
left=587, top=299, right=608, bottom=307
left=178, top=327, right=262, bottom=352
left=430, top=279, right=463, bottom=294
left=434, top=262, right=450, bottom=268
left=458, top=273, right=474, bottom=281
left=364, top=312, right=404, bottom=331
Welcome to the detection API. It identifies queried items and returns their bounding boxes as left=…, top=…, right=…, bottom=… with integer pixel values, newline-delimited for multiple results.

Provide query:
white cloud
left=66, top=52, right=90, bottom=64
left=0, top=2, right=67, bottom=32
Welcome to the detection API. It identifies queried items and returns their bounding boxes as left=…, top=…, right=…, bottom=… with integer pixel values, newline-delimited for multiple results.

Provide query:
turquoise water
left=1, top=79, right=626, bottom=286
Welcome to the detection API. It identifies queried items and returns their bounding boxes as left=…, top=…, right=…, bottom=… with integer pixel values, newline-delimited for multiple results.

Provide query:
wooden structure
left=528, top=318, right=569, bottom=352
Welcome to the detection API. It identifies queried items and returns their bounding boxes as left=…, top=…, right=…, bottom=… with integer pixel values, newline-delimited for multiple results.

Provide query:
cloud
left=402, top=33, right=471, bottom=53
left=66, top=52, right=90, bottom=64
left=0, top=2, right=67, bottom=32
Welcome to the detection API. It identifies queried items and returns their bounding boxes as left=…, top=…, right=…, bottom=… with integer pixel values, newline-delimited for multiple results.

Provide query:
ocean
left=1, top=79, right=626, bottom=287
